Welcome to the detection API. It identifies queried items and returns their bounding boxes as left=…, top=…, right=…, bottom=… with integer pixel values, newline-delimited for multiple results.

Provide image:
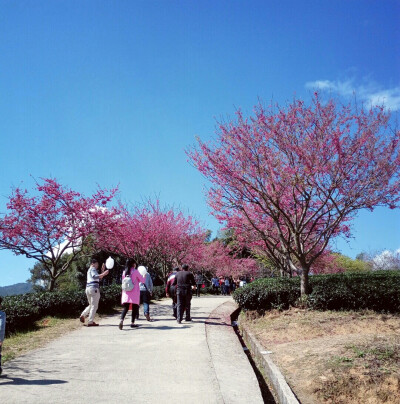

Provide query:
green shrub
left=233, top=271, right=400, bottom=313
left=151, top=285, right=166, bottom=300
left=233, top=277, right=300, bottom=312
left=3, top=284, right=121, bottom=335
left=308, top=271, right=400, bottom=312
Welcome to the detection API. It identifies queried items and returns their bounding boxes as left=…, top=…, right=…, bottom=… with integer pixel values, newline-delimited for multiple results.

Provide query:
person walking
left=80, top=258, right=109, bottom=327
left=139, top=269, right=153, bottom=322
left=224, top=277, right=230, bottom=295
left=172, top=264, right=196, bottom=324
left=230, top=277, right=236, bottom=293
left=119, top=258, right=145, bottom=330
left=166, top=266, right=180, bottom=318
left=0, top=297, right=5, bottom=376
left=220, top=277, right=226, bottom=295
left=211, top=276, right=220, bottom=294
left=195, top=271, right=203, bottom=297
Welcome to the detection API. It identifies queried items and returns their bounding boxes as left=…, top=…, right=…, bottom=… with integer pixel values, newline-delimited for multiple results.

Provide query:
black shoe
left=184, top=318, right=192, bottom=322
left=130, top=323, right=139, bottom=328
left=177, top=320, right=182, bottom=324
left=119, top=321, right=123, bottom=330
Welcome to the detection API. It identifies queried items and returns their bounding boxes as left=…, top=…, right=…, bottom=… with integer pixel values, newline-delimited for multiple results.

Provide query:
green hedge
left=152, top=285, right=166, bottom=300
left=2, top=284, right=121, bottom=335
left=233, top=271, right=400, bottom=313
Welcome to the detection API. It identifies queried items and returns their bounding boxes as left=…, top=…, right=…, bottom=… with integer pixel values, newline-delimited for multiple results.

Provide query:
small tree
left=0, top=178, right=117, bottom=290
left=188, top=93, right=400, bottom=295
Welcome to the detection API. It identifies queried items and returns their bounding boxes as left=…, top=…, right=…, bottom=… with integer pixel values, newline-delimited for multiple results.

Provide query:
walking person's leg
left=119, top=303, right=130, bottom=329
left=172, top=295, right=177, bottom=319
left=80, top=288, right=92, bottom=322
left=138, top=291, right=145, bottom=319
left=176, top=290, right=184, bottom=323
left=88, top=287, right=100, bottom=326
left=143, top=291, right=151, bottom=321
left=130, top=304, right=139, bottom=327
left=185, top=292, right=192, bottom=321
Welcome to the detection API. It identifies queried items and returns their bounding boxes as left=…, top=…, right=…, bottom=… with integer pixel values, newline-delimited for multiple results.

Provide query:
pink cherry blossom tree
left=184, top=240, right=260, bottom=280
left=188, top=93, right=400, bottom=295
left=0, top=178, right=118, bottom=290
left=96, top=200, right=208, bottom=283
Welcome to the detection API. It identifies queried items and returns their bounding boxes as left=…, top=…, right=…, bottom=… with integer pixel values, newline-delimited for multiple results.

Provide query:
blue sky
left=0, top=1, right=399, bottom=286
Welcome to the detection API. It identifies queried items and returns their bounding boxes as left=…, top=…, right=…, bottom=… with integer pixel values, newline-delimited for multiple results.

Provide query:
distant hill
left=0, top=282, right=33, bottom=297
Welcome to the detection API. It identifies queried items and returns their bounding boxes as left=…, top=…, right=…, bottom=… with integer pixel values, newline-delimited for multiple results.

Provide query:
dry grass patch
left=3, top=316, right=83, bottom=364
left=241, top=309, right=400, bottom=404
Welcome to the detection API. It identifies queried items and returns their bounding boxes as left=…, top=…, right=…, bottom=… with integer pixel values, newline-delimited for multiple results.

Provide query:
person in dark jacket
left=194, top=272, right=203, bottom=297
left=172, top=264, right=196, bottom=324
left=166, top=267, right=180, bottom=318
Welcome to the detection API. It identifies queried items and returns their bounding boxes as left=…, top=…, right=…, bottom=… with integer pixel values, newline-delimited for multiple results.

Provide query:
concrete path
left=0, top=296, right=264, bottom=404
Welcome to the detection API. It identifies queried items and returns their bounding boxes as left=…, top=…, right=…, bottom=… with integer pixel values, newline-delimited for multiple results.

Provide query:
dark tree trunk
left=48, top=277, right=56, bottom=291
left=300, top=269, right=309, bottom=296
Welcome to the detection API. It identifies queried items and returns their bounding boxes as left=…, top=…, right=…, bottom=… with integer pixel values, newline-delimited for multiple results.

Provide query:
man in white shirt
left=79, top=258, right=109, bottom=327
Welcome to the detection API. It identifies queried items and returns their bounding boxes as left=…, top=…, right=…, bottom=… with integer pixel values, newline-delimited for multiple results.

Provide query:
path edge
left=205, top=299, right=264, bottom=403
left=238, top=318, right=300, bottom=404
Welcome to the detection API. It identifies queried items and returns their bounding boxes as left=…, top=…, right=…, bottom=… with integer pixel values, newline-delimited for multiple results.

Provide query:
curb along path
left=206, top=301, right=264, bottom=404
left=1, top=296, right=264, bottom=404
left=240, top=325, right=300, bottom=404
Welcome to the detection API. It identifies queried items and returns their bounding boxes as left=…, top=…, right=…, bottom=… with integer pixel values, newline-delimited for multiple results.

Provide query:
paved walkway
left=0, top=296, right=264, bottom=404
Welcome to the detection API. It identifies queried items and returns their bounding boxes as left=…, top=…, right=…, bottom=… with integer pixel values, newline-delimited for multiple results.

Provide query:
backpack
left=122, top=275, right=134, bottom=292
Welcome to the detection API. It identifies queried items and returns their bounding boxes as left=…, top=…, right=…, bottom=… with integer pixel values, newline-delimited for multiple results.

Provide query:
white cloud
left=305, top=79, right=400, bottom=111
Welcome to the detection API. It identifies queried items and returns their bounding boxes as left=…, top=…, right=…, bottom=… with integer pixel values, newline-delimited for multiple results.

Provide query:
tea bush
left=3, top=284, right=121, bottom=335
left=151, top=285, right=166, bottom=300
left=233, top=271, right=400, bottom=313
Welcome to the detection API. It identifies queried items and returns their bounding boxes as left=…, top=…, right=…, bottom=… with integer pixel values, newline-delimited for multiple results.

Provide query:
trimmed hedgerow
left=151, top=285, right=166, bottom=300
left=233, top=271, right=400, bottom=313
left=2, top=284, right=121, bottom=335
left=233, top=277, right=301, bottom=312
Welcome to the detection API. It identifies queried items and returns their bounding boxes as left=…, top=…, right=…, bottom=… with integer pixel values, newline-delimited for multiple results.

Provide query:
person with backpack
left=79, top=258, right=109, bottom=327
left=119, top=258, right=145, bottom=330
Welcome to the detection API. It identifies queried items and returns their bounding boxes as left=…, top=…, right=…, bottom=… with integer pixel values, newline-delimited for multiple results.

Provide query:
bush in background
left=233, top=271, right=400, bottom=313
left=151, top=285, right=166, bottom=300
left=3, top=284, right=121, bottom=335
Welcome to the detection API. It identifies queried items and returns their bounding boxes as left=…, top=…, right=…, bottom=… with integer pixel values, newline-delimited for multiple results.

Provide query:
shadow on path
left=0, top=375, right=67, bottom=386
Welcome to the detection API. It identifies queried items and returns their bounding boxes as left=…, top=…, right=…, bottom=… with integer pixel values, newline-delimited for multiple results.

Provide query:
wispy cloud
left=305, top=78, right=400, bottom=111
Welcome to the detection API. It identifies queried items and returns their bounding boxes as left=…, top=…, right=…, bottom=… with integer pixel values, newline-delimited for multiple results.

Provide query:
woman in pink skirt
left=119, top=258, right=145, bottom=329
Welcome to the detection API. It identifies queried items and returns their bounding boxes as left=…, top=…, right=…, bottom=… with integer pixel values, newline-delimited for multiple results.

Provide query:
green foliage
left=151, top=285, right=166, bottom=300
left=2, top=284, right=122, bottom=335
left=233, top=271, right=400, bottom=313
left=333, top=253, right=371, bottom=272
left=233, top=277, right=300, bottom=312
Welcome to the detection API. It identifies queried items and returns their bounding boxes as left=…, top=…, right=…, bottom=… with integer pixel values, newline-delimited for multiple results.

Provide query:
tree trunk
left=48, top=277, right=56, bottom=291
left=300, top=269, right=309, bottom=296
